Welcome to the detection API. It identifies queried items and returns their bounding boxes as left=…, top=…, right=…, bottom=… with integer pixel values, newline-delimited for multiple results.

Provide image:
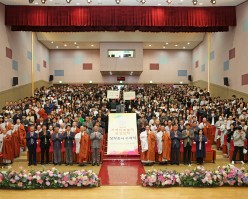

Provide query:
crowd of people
left=0, top=85, right=247, bottom=167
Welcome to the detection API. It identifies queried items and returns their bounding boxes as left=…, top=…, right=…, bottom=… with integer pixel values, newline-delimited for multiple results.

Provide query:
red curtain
left=5, top=6, right=236, bottom=32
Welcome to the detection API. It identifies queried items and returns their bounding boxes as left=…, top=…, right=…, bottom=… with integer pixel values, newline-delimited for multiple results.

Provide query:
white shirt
left=140, top=131, right=148, bottom=152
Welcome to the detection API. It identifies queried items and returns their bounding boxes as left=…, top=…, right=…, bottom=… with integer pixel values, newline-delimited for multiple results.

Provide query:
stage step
left=103, top=154, right=141, bottom=161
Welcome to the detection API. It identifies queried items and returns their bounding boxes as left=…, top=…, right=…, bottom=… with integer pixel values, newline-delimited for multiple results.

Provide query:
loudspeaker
left=188, top=75, right=192, bottom=81
left=12, top=77, right=18, bottom=86
left=224, top=77, right=229, bottom=86
left=49, top=75, right=54, bottom=82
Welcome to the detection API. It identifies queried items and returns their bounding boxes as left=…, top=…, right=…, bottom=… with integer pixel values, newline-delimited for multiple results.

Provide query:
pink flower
left=17, top=182, right=23, bottom=187
left=64, top=183, right=68, bottom=187
left=37, top=179, right=43, bottom=184
left=46, top=181, right=50, bottom=186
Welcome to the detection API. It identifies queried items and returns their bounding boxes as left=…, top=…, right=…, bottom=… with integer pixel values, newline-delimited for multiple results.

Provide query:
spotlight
left=41, top=0, right=46, bottom=4
left=140, top=0, right=146, bottom=4
left=29, top=0, right=34, bottom=3
left=192, top=0, right=198, bottom=5
left=66, top=0, right=72, bottom=3
left=115, top=0, right=121, bottom=4
left=210, top=0, right=216, bottom=5
left=87, top=0, right=92, bottom=3
left=166, top=0, right=172, bottom=4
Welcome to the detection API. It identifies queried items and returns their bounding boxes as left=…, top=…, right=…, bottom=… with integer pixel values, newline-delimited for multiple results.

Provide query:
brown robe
left=78, top=133, right=90, bottom=164
left=11, top=131, right=20, bottom=157
left=3, top=134, right=14, bottom=162
left=203, top=122, right=212, bottom=142
left=17, top=124, right=26, bottom=148
left=141, top=132, right=156, bottom=162
left=162, top=132, right=171, bottom=161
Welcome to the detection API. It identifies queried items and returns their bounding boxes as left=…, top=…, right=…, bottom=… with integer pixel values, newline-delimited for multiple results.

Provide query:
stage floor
left=1, top=186, right=248, bottom=199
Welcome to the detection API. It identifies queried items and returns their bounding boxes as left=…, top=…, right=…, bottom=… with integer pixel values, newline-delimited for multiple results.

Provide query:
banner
left=107, top=90, right=120, bottom=99
left=107, top=113, right=138, bottom=155
left=123, top=91, right=136, bottom=101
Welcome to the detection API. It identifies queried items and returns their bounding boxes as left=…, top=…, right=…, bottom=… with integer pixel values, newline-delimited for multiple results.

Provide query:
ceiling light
left=175, top=44, right=178, bottom=47
left=187, top=42, right=190, bottom=45
left=91, top=44, right=94, bottom=47
left=192, top=0, right=198, bottom=5
left=180, top=81, right=183, bottom=84
left=41, top=0, right=46, bottom=4
left=66, top=0, right=72, bottom=3
left=87, top=0, right=92, bottom=3
left=149, top=44, right=152, bottom=47
left=158, top=3, right=161, bottom=6
left=199, top=2, right=203, bottom=5
left=163, top=46, right=166, bottom=49
left=76, top=46, right=79, bottom=48
left=51, top=41, right=53, bottom=44
left=59, top=81, right=62, bottom=84
left=56, top=46, right=59, bottom=49
left=35, top=2, right=38, bottom=4
left=74, top=42, right=77, bottom=45
left=210, top=0, right=216, bottom=5
left=166, top=0, right=172, bottom=4
left=29, top=0, right=34, bottom=3
left=140, top=0, right=146, bottom=4
left=89, top=80, right=93, bottom=84
left=150, top=80, right=153, bottom=84
left=166, top=42, right=169, bottom=45
left=115, top=0, right=121, bottom=4
left=64, top=44, right=67, bottom=47
left=183, top=47, right=186, bottom=49
left=180, top=0, right=183, bottom=2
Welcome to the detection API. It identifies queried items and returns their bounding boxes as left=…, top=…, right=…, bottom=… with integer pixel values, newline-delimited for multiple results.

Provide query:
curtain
left=5, top=6, right=236, bottom=32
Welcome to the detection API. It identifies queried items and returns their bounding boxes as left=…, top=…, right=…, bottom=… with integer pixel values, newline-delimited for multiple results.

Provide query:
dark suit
left=170, top=131, right=182, bottom=165
left=40, top=130, right=51, bottom=164
left=182, top=129, right=195, bottom=164
left=26, top=131, right=38, bottom=165
left=63, top=131, right=75, bottom=164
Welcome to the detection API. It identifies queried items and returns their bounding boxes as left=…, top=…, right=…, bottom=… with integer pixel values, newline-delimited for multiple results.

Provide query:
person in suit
left=178, top=120, right=186, bottom=133
left=170, top=124, right=182, bottom=165
left=182, top=123, right=195, bottom=165
left=63, top=125, right=75, bottom=166
left=90, top=126, right=103, bottom=166
left=195, top=129, right=207, bottom=165
left=51, top=126, right=63, bottom=165
left=26, top=125, right=38, bottom=166
left=40, top=125, right=51, bottom=164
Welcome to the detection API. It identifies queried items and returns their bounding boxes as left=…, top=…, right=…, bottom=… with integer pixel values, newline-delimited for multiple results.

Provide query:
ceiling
left=37, top=32, right=205, bottom=50
left=0, top=0, right=247, bottom=7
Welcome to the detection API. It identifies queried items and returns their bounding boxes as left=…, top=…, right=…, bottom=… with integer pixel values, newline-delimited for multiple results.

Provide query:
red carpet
left=98, top=155, right=145, bottom=186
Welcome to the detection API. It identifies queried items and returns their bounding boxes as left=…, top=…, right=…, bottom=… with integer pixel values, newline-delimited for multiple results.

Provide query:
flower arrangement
left=141, top=164, right=248, bottom=188
left=141, top=169, right=180, bottom=187
left=0, top=167, right=100, bottom=189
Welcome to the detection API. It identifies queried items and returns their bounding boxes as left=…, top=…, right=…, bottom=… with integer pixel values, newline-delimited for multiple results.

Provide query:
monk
left=2, top=129, right=14, bottom=164
left=15, top=119, right=26, bottom=150
left=199, top=117, right=212, bottom=142
left=159, top=125, right=171, bottom=164
left=140, top=125, right=156, bottom=165
left=7, top=124, right=20, bottom=158
left=78, top=126, right=90, bottom=166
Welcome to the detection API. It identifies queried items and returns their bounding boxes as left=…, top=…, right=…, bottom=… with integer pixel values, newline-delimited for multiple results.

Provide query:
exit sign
left=117, top=77, right=125, bottom=81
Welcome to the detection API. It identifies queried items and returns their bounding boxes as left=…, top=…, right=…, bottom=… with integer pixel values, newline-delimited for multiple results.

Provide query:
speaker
left=12, top=77, right=18, bottom=86
left=49, top=75, right=54, bottom=82
left=188, top=75, right=192, bottom=81
left=224, top=77, right=229, bottom=86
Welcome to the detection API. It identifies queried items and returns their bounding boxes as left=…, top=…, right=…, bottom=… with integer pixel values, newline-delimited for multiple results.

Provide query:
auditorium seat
left=222, top=135, right=227, bottom=155
left=0, top=153, right=3, bottom=168
left=216, top=130, right=221, bottom=150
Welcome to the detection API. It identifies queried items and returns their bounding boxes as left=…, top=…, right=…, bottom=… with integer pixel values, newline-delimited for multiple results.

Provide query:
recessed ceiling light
left=91, top=44, right=94, bottom=47
left=74, top=42, right=77, bottom=45
left=175, top=44, right=178, bottom=47
left=166, top=42, right=169, bottom=45
left=158, top=3, right=161, bottom=6
left=183, top=46, right=186, bottom=49
left=187, top=42, right=190, bottom=45
left=163, top=46, right=166, bottom=49
left=64, top=44, right=67, bottom=47
left=76, top=46, right=79, bottom=48
left=56, top=46, right=59, bottom=49
left=51, top=41, right=53, bottom=44
left=149, top=44, right=152, bottom=47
